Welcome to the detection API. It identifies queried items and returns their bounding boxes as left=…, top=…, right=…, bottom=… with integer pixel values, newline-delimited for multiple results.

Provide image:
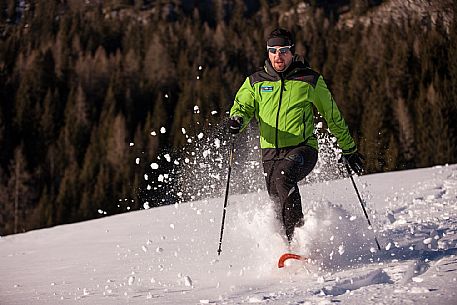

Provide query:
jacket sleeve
left=229, top=77, right=256, bottom=131
left=312, top=75, right=357, bottom=154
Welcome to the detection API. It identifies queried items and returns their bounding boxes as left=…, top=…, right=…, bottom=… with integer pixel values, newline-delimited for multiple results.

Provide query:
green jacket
left=230, top=56, right=356, bottom=156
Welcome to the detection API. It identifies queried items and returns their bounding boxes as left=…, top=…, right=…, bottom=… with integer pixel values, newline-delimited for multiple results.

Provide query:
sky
left=1, top=163, right=456, bottom=304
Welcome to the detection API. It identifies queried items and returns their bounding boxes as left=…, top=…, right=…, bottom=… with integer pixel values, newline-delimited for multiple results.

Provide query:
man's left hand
left=341, top=152, right=364, bottom=175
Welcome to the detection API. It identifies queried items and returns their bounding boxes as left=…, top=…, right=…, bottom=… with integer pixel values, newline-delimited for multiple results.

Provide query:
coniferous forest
left=0, top=0, right=456, bottom=235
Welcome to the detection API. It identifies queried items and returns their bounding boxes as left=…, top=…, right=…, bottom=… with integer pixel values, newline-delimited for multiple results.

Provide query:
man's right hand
left=228, top=116, right=243, bottom=134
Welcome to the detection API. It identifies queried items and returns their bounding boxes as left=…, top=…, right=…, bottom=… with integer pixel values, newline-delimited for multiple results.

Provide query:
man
left=228, top=28, right=363, bottom=244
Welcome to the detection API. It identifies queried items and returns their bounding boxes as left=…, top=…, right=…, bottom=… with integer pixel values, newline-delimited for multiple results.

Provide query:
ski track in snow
left=1, top=165, right=457, bottom=304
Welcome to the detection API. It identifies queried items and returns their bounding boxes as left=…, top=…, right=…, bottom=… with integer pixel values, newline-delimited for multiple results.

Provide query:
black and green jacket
left=230, top=56, right=357, bottom=159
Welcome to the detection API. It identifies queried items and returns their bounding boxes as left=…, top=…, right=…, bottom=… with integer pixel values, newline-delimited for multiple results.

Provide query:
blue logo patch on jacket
left=261, top=86, right=273, bottom=92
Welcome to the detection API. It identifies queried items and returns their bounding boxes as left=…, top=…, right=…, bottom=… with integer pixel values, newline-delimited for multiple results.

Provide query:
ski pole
left=217, top=138, right=235, bottom=255
left=343, top=161, right=382, bottom=251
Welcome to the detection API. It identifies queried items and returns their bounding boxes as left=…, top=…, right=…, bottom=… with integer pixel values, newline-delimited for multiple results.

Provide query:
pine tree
left=351, top=0, right=370, bottom=16
left=29, top=186, right=53, bottom=230
left=40, top=89, right=58, bottom=147
left=78, top=129, right=102, bottom=220
left=143, top=33, right=174, bottom=88
left=107, top=113, right=128, bottom=167
left=55, top=162, right=79, bottom=224
left=0, top=110, right=5, bottom=166
left=14, top=49, right=56, bottom=168
left=0, top=166, right=8, bottom=235
left=7, top=145, right=32, bottom=234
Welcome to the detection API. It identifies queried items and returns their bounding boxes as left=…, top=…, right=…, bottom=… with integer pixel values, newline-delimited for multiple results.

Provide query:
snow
left=164, top=154, right=171, bottom=162
left=1, top=165, right=457, bottom=304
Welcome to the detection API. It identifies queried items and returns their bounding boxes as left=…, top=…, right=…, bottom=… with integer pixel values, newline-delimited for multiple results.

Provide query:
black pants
left=262, top=145, right=318, bottom=242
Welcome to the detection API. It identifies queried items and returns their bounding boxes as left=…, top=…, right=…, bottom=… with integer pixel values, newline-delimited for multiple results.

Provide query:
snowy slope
left=1, top=164, right=457, bottom=305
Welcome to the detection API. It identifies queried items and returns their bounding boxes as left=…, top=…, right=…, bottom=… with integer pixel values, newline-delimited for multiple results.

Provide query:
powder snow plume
left=139, top=118, right=345, bottom=209
left=293, top=201, right=377, bottom=270
left=222, top=193, right=378, bottom=277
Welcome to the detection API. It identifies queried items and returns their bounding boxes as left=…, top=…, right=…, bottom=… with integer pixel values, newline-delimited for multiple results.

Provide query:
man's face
left=268, top=46, right=293, bottom=72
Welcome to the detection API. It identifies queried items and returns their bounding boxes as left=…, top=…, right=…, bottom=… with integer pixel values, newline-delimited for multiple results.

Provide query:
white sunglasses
left=267, top=45, right=293, bottom=54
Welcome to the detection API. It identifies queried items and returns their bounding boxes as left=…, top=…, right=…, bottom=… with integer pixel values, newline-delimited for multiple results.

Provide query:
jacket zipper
left=275, top=77, right=285, bottom=154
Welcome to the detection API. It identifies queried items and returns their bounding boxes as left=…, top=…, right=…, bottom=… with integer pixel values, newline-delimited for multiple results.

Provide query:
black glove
left=341, top=152, right=364, bottom=175
left=228, top=116, right=243, bottom=134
